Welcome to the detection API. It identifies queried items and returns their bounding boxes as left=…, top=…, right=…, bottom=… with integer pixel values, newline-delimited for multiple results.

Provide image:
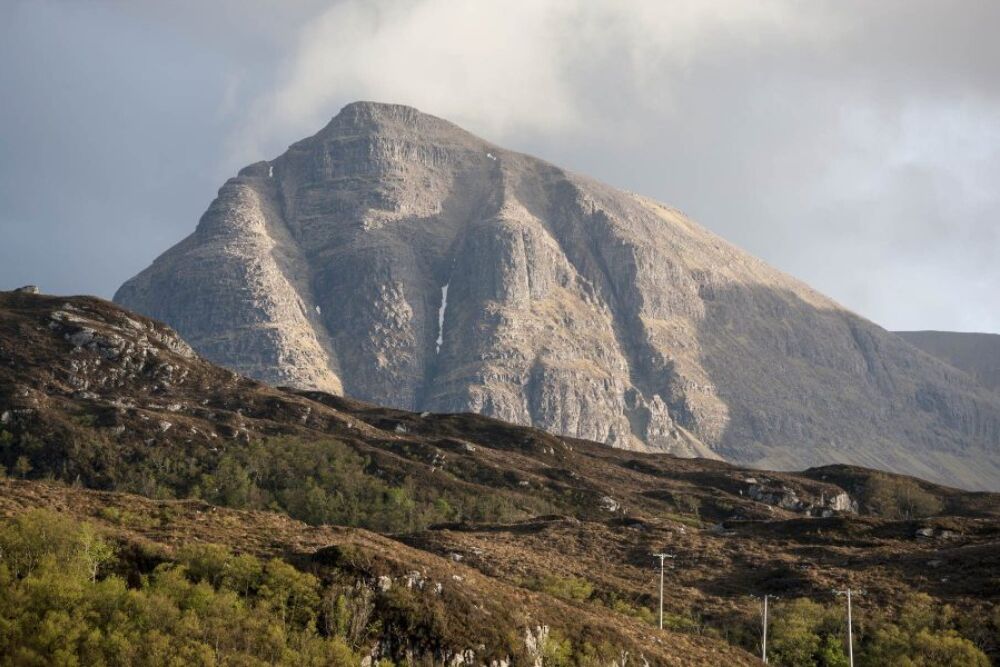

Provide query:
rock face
left=896, top=331, right=1000, bottom=393
left=116, top=102, right=1000, bottom=490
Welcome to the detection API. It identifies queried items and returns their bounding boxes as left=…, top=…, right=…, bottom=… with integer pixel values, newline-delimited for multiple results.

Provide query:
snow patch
left=268, top=164, right=274, bottom=178
left=435, top=283, right=449, bottom=354
left=315, top=305, right=322, bottom=315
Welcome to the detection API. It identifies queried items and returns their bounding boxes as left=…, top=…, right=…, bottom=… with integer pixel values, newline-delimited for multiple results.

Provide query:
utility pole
left=751, top=594, right=775, bottom=663
left=653, top=553, right=674, bottom=630
left=835, top=589, right=856, bottom=667
left=762, top=594, right=769, bottom=664
left=846, top=589, right=854, bottom=667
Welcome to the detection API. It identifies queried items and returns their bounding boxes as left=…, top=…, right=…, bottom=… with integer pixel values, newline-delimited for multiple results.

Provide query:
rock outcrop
left=116, top=102, right=1000, bottom=490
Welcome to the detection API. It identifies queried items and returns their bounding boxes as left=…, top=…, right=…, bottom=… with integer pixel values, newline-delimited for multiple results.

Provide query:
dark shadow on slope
left=691, top=283, right=1000, bottom=491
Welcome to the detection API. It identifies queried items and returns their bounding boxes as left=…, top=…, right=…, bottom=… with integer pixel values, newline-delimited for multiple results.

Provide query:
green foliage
left=859, top=594, right=990, bottom=667
left=70, top=413, right=97, bottom=428
left=662, top=611, right=702, bottom=633
left=573, top=642, right=631, bottom=666
left=0, top=510, right=363, bottom=666
left=609, top=595, right=657, bottom=626
left=539, top=627, right=573, bottom=666
left=768, top=598, right=850, bottom=667
left=0, top=509, right=113, bottom=582
left=862, top=474, right=943, bottom=519
left=192, top=439, right=493, bottom=532
left=97, top=506, right=121, bottom=523
left=322, top=586, right=376, bottom=648
left=526, top=574, right=594, bottom=602
left=2, top=412, right=556, bottom=531
left=259, top=558, right=322, bottom=629
left=752, top=594, right=991, bottom=667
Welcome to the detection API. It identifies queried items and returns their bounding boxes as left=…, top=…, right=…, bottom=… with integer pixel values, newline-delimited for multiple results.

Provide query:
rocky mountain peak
left=326, top=100, right=456, bottom=132
left=115, top=102, right=1000, bottom=490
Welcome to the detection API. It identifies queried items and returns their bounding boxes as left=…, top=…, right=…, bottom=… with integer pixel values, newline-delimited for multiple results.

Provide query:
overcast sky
left=2, top=0, right=998, bottom=332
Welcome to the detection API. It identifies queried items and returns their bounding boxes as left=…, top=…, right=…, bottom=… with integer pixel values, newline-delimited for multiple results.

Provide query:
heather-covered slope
left=1, top=291, right=998, bottom=663
left=115, top=102, right=1000, bottom=490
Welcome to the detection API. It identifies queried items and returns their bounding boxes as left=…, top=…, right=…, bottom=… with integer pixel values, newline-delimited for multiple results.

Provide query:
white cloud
left=237, top=0, right=831, bottom=157
left=219, top=0, right=1000, bottom=332
left=240, top=0, right=577, bottom=159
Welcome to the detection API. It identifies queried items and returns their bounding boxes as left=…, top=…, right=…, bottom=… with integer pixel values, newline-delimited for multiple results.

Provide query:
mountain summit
left=116, top=102, right=1000, bottom=490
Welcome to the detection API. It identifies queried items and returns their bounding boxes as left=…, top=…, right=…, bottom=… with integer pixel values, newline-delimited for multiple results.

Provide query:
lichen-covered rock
left=115, top=102, right=1000, bottom=490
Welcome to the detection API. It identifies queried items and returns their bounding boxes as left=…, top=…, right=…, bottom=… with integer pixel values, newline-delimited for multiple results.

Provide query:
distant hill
left=897, top=330, right=1000, bottom=393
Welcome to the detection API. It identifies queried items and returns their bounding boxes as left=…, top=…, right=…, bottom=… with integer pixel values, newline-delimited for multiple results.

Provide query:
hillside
left=116, top=102, right=1000, bottom=490
left=897, top=330, right=1000, bottom=393
left=1, top=290, right=998, bottom=663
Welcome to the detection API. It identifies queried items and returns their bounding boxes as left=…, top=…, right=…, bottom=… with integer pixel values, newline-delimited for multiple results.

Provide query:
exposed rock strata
left=116, top=102, right=1000, bottom=490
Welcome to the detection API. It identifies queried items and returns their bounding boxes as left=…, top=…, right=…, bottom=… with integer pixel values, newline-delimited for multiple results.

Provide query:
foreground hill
left=115, top=101, right=1000, bottom=490
left=897, top=330, right=1000, bottom=393
left=0, top=480, right=758, bottom=666
left=1, top=291, right=998, bottom=663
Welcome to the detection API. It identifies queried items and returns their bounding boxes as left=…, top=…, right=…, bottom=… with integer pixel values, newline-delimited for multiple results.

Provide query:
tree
left=768, top=598, right=850, bottom=667
left=76, top=522, right=115, bottom=582
left=225, top=553, right=264, bottom=597
left=859, top=594, right=990, bottom=666
left=259, top=558, right=321, bottom=630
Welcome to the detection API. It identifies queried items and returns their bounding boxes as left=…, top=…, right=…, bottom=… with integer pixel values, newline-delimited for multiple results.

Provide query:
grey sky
left=1, top=0, right=998, bottom=332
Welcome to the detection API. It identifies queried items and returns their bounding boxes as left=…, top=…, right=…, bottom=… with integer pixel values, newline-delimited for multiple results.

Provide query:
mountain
left=897, top=330, right=1000, bottom=393
left=1, top=290, right=998, bottom=664
left=115, top=101, right=1000, bottom=491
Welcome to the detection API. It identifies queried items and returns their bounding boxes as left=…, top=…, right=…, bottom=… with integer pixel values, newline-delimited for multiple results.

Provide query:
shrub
left=863, top=474, right=943, bottom=519
left=528, top=574, right=594, bottom=602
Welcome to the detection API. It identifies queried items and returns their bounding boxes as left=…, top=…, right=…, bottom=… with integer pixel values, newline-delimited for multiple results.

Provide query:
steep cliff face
left=116, top=102, right=1000, bottom=490
left=897, top=330, right=1000, bottom=393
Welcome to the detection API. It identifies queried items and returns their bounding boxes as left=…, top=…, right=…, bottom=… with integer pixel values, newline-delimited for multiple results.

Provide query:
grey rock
left=827, top=492, right=857, bottom=513
left=116, top=101, right=1000, bottom=490
left=897, top=330, right=1000, bottom=393
left=67, top=328, right=97, bottom=348
left=600, top=495, right=621, bottom=512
